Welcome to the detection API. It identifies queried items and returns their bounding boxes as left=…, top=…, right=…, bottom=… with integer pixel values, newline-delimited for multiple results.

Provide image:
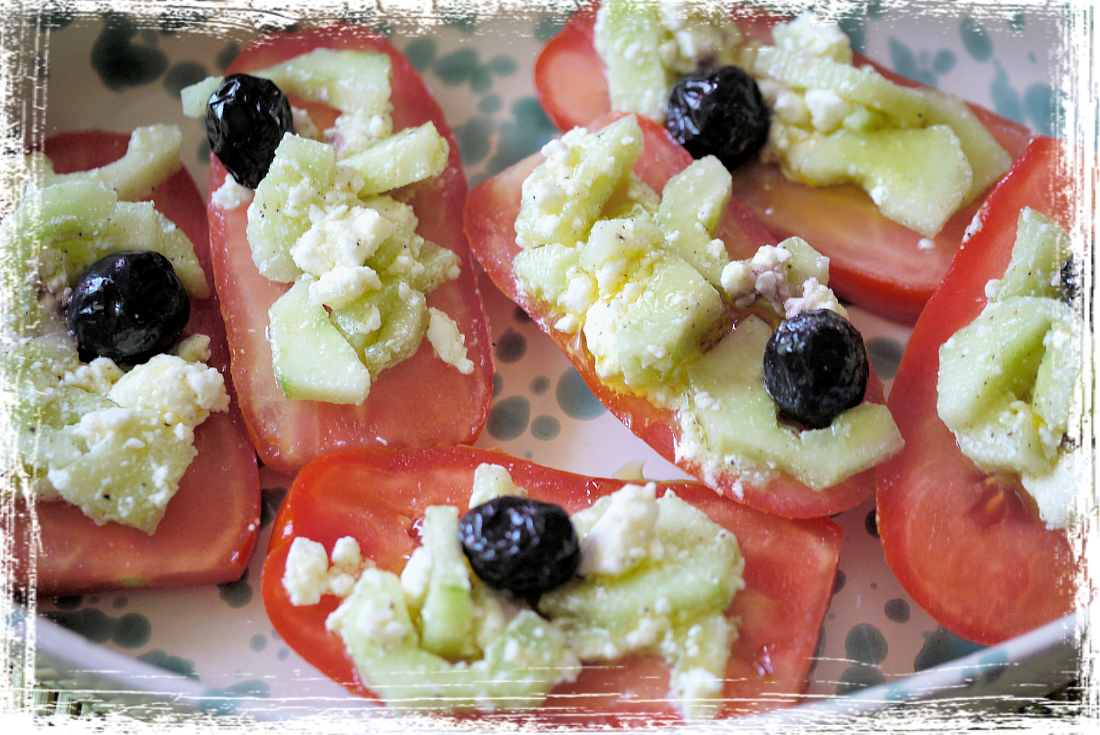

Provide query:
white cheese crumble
left=283, top=535, right=374, bottom=606
left=290, top=202, right=393, bottom=276
left=108, top=353, right=229, bottom=427
left=210, top=177, right=253, bottom=210
left=576, top=482, right=663, bottom=576
left=468, top=463, right=528, bottom=508
left=426, top=307, right=475, bottom=375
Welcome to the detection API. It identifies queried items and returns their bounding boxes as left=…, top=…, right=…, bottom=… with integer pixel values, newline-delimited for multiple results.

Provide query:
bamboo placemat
left=2, top=655, right=1100, bottom=735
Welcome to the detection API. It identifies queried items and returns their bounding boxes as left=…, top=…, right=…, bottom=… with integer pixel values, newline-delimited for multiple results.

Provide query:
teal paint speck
left=1024, top=83, right=1059, bottom=137
left=482, top=97, right=558, bottom=178
left=158, top=8, right=209, bottom=33
left=113, top=613, right=152, bottom=648
left=28, top=0, right=78, bottom=31
left=961, top=17, right=994, bottom=62
left=914, top=627, right=985, bottom=671
left=453, top=115, right=493, bottom=167
left=163, top=61, right=207, bottom=98
left=277, top=648, right=290, bottom=661
left=933, top=50, right=956, bottom=76
left=52, top=595, right=83, bottom=611
left=199, top=690, right=239, bottom=717
left=834, top=569, right=846, bottom=594
left=1051, top=0, right=1095, bottom=45
left=884, top=682, right=910, bottom=717
left=250, top=634, right=268, bottom=652
left=404, top=38, right=437, bottom=71
left=138, top=649, right=198, bottom=679
left=434, top=49, right=479, bottom=87
left=479, top=94, right=502, bottom=114
left=836, top=665, right=886, bottom=695
left=1073, top=96, right=1100, bottom=150
left=44, top=609, right=114, bottom=643
left=260, top=486, right=288, bottom=530
left=492, top=373, right=503, bottom=397
left=867, top=0, right=889, bottom=20
left=991, top=61, right=1027, bottom=125
left=216, top=43, right=240, bottom=72
left=845, top=623, right=888, bottom=665
left=514, top=306, right=532, bottom=324
left=495, top=329, right=527, bottom=363
left=556, top=368, right=605, bottom=420
left=488, top=56, right=517, bottom=77
left=487, top=396, right=530, bottom=440
left=112, top=596, right=127, bottom=610
left=837, top=16, right=866, bottom=55
left=888, top=38, right=935, bottom=87
left=330, top=2, right=378, bottom=25
left=91, top=12, right=169, bottom=91
left=535, top=15, right=569, bottom=42
left=30, top=51, right=50, bottom=80
left=218, top=569, right=253, bottom=609
left=225, top=682, right=270, bottom=699
left=865, top=508, right=879, bottom=538
left=470, top=66, right=493, bottom=94
left=866, top=336, right=905, bottom=380
left=885, top=598, right=911, bottom=623
left=531, top=415, right=561, bottom=440
left=1, top=129, right=22, bottom=156
left=530, top=376, right=550, bottom=395
left=1010, top=10, right=1027, bottom=33
left=442, top=0, right=477, bottom=34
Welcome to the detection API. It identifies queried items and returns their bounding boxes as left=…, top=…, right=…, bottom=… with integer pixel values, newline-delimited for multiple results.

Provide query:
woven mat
left=2, top=655, right=1100, bottom=735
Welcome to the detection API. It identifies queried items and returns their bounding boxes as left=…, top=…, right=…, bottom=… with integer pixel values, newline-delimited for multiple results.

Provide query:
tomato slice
left=11, top=131, right=260, bottom=595
left=207, top=24, right=494, bottom=476
left=876, top=137, right=1085, bottom=646
left=534, top=2, right=1035, bottom=323
left=464, top=112, right=888, bottom=519
left=261, top=445, right=841, bottom=726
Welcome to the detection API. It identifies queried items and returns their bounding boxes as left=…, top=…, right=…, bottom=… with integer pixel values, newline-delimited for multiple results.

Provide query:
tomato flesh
left=262, top=445, right=842, bottom=726
left=534, top=2, right=1035, bottom=322
left=464, top=112, right=888, bottom=519
left=208, top=24, right=494, bottom=476
left=876, top=137, right=1084, bottom=645
left=11, top=131, right=260, bottom=595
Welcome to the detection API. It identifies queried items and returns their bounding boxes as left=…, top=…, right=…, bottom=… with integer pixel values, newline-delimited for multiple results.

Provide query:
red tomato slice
left=208, top=24, right=493, bottom=476
left=261, top=445, right=842, bottom=726
left=876, top=137, right=1085, bottom=645
left=464, top=112, right=888, bottom=519
left=534, top=3, right=1035, bottom=323
left=11, top=131, right=260, bottom=595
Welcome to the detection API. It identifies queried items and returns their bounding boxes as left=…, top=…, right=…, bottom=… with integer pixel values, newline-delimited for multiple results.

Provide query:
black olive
left=1056, top=238, right=1100, bottom=336
left=66, top=250, right=189, bottom=365
left=206, top=73, right=294, bottom=189
left=763, top=309, right=869, bottom=430
left=665, top=65, right=770, bottom=171
left=459, top=496, right=580, bottom=600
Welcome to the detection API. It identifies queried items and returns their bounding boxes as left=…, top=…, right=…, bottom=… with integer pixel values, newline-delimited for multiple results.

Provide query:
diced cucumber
left=614, top=253, right=724, bottom=386
left=268, top=276, right=371, bottom=404
left=329, top=280, right=430, bottom=378
left=342, top=122, right=450, bottom=195
left=330, top=570, right=577, bottom=713
left=418, top=506, right=475, bottom=660
left=779, top=235, right=831, bottom=291
left=740, top=44, right=929, bottom=127
left=252, top=48, right=392, bottom=116
left=594, top=0, right=674, bottom=122
left=180, top=76, right=223, bottom=118
left=685, top=316, right=903, bottom=490
left=598, top=172, right=660, bottom=221
left=917, top=88, right=1012, bottom=202
left=938, top=296, right=1080, bottom=476
left=31, top=125, right=184, bottom=202
left=785, top=124, right=971, bottom=237
left=655, top=156, right=733, bottom=287
left=579, top=216, right=664, bottom=293
left=990, top=208, right=1072, bottom=301
left=515, top=115, right=645, bottom=249
left=513, top=243, right=584, bottom=305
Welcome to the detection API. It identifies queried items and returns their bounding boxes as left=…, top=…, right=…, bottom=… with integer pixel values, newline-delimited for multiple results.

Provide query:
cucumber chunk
left=418, top=506, right=475, bottom=659
left=594, top=0, right=673, bottom=122
left=341, top=122, right=450, bottom=195
left=655, top=156, right=733, bottom=287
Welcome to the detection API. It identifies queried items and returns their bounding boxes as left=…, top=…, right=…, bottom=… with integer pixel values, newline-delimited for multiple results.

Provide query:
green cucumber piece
left=594, top=0, right=673, bottom=122
left=655, top=156, right=733, bottom=287
left=253, top=48, right=392, bottom=117
left=991, top=208, right=1072, bottom=301
left=418, top=506, right=475, bottom=660
left=268, top=276, right=371, bottom=404
left=342, top=122, right=450, bottom=195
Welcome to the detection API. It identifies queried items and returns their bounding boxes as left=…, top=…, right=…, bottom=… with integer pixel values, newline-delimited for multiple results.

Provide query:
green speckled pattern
left=10, top=1, right=1084, bottom=724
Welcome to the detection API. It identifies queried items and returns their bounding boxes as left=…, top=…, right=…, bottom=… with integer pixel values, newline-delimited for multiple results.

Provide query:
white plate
left=7, top=2, right=1089, bottom=730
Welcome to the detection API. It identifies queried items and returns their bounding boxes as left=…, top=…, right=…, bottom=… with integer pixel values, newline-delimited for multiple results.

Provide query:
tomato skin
left=262, top=445, right=842, bottom=726
left=534, top=2, right=1035, bottom=323
left=11, top=131, right=260, bottom=595
left=208, top=24, right=494, bottom=476
left=876, top=137, right=1084, bottom=646
left=464, top=112, right=888, bottom=519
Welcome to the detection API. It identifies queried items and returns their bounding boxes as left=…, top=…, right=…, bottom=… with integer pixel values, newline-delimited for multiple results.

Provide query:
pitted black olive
left=206, top=73, right=294, bottom=189
left=665, top=65, right=770, bottom=171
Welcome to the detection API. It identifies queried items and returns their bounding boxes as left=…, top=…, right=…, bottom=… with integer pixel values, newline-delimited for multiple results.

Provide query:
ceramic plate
left=7, top=1, right=1089, bottom=729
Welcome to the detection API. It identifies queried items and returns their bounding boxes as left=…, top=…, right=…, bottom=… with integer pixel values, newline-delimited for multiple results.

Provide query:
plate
left=6, top=1, right=1089, bottom=729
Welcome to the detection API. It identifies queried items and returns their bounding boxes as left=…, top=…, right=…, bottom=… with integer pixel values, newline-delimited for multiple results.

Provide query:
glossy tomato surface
left=876, top=137, right=1085, bottom=645
left=208, top=24, right=493, bottom=476
left=12, top=131, right=260, bottom=595
left=464, top=112, right=889, bottom=519
left=262, top=445, right=842, bottom=727
left=534, top=2, right=1035, bottom=322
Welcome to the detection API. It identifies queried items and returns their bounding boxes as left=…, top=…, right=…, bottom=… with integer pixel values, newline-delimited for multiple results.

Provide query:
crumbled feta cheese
left=804, top=88, right=851, bottom=133
left=577, top=482, right=662, bottom=576
left=210, top=177, right=253, bottom=210
left=772, top=13, right=853, bottom=63
left=109, top=354, right=229, bottom=428
left=426, top=307, right=475, bottom=375
left=308, top=265, right=382, bottom=309
left=291, top=106, right=321, bottom=141
left=283, top=537, right=332, bottom=606
left=290, top=203, right=393, bottom=276
left=469, top=463, right=528, bottom=508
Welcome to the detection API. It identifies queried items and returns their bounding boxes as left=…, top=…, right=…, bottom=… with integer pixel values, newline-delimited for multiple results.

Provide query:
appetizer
left=534, top=1, right=1035, bottom=322
left=876, top=136, right=1089, bottom=645
left=464, top=112, right=902, bottom=518
left=182, top=24, right=493, bottom=476
left=4, top=128, right=260, bottom=594
left=262, top=446, right=842, bottom=725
